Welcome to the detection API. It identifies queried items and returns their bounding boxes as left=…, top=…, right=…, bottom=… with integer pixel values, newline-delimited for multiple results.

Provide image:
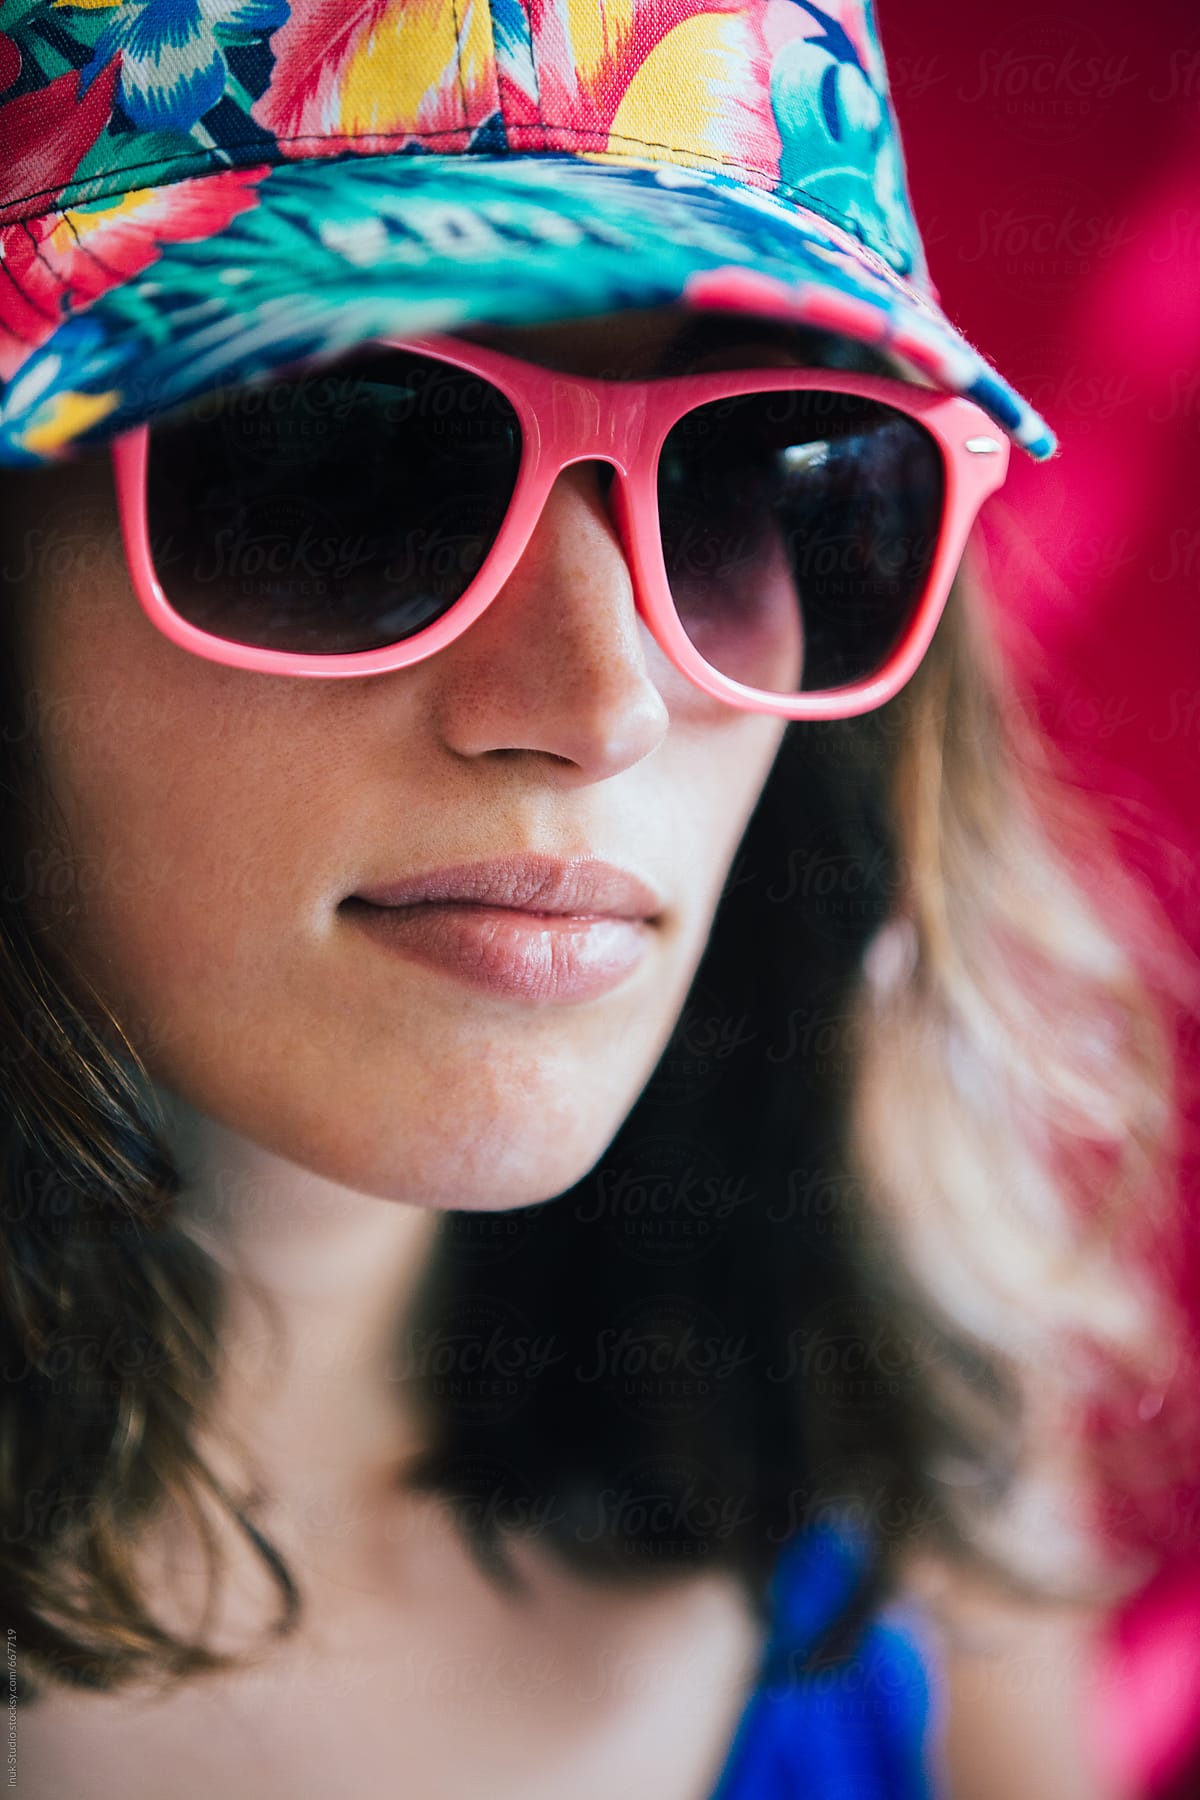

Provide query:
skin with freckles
left=12, top=305, right=792, bottom=1219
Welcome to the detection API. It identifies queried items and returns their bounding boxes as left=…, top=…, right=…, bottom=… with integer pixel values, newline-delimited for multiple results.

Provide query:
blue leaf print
left=78, top=0, right=290, bottom=133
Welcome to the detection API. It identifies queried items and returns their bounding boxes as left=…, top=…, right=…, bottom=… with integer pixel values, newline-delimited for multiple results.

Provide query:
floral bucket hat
left=0, top=0, right=1058, bottom=468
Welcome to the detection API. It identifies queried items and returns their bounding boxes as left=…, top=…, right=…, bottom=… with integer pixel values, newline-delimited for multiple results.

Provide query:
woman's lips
left=341, top=898, right=653, bottom=1002
left=342, top=853, right=663, bottom=1003
left=350, top=852, right=664, bottom=919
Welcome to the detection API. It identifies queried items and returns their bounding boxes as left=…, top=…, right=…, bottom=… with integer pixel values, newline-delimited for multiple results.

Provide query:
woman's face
left=7, top=306, right=794, bottom=1210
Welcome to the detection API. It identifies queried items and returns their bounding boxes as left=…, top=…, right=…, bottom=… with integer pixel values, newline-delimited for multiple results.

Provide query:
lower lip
left=342, top=899, right=653, bottom=1002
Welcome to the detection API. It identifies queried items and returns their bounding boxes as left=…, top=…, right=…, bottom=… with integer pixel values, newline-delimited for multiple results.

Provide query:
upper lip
left=350, top=853, right=665, bottom=920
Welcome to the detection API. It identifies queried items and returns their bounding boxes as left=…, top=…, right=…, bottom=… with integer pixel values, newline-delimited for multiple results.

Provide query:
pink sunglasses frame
left=109, top=331, right=1011, bottom=722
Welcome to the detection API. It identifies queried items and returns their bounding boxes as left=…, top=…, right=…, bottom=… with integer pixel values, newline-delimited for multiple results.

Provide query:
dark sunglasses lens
left=144, top=349, right=522, bottom=656
left=657, top=389, right=944, bottom=695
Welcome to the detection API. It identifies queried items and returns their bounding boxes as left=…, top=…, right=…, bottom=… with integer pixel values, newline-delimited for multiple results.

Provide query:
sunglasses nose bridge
left=546, top=372, right=646, bottom=479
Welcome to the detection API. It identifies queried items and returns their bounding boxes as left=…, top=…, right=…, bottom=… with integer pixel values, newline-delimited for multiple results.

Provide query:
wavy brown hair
left=0, top=366, right=1191, bottom=1708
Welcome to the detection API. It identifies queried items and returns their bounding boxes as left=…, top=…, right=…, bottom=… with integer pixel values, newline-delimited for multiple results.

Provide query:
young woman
left=0, top=3, right=1185, bottom=1796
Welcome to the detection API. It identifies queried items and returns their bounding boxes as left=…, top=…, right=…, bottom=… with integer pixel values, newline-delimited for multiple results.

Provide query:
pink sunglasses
left=110, top=331, right=1010, bottom=721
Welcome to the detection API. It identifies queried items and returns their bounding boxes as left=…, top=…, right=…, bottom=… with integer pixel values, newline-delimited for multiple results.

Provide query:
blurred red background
left=882, top=7, right=1200, bottom=1795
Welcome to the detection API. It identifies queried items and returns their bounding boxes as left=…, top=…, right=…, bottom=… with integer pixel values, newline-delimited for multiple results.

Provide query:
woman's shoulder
left=706, top=1526, right=939, bottom=1800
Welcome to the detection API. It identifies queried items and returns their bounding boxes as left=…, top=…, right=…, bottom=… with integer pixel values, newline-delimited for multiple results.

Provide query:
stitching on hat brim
left=1, top=131, right=913, bottom=274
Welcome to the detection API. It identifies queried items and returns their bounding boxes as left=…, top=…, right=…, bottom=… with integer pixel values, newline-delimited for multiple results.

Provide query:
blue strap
left=706, top=1527, right=937, bottom=1800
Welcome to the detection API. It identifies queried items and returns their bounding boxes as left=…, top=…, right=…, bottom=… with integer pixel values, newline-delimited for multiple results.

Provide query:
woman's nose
left=428, top=460, right=672, bottom=780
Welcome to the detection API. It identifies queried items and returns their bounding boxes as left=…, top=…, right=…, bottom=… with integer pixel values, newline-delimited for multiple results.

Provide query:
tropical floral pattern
left=0, top=0, right=1057, bottom=465
left=74, top=0, right=290, bottom=134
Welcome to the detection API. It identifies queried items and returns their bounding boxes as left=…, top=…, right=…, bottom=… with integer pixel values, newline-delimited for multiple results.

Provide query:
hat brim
left=0, top=150, right=1057, bottom=467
